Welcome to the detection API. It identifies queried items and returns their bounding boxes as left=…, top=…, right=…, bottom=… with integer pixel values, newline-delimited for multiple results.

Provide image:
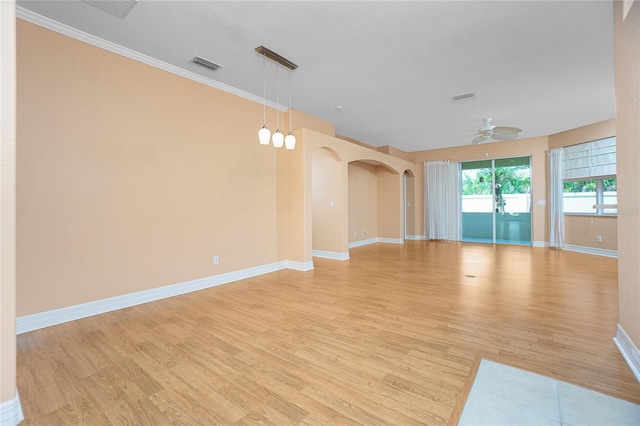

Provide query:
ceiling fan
left=470, top=118, right=522, bottom=144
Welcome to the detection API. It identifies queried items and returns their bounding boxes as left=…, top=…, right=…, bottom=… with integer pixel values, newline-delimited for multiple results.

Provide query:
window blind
left=562, top=137, right=616, bottom=180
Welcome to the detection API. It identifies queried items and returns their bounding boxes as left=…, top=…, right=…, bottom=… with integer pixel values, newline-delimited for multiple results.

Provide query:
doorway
left=460, top=156, right=532, bottom=245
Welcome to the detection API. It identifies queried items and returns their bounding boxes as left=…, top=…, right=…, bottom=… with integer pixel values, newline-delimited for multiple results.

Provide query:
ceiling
left=16, top=0, right=615, bottom=152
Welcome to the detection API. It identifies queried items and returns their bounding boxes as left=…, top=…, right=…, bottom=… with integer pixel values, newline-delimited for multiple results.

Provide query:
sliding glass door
left=461, top=160, right=493, bottom=243
left=461, top=156, right=532, bottom=245
left=494, top=157, right=532, bottom=244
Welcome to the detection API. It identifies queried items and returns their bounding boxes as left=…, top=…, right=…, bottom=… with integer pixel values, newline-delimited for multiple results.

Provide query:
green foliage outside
left=461, top=166, right=531, bottom=196
left=563, top=178, right=617, bottom=193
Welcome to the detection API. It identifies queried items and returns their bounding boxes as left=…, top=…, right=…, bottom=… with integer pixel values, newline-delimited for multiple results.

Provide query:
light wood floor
left=16, top=242, right=640, bottom=425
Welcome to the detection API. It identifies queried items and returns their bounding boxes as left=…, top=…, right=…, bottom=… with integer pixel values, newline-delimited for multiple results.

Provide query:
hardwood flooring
left=16, top=242, right=640, bottom=425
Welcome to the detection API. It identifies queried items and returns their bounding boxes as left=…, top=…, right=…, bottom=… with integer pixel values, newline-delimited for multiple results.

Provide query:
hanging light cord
left=261, top=57, right=267, bottom=125
left=275, top=64, right=280, bottom=131
left=288, top=70, right=293, bottom=133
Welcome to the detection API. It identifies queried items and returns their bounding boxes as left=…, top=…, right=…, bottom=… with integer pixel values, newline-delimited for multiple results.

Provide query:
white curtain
left=425, top=160, right=460, bottom=241
left=549, top=148, right=564, bottom=248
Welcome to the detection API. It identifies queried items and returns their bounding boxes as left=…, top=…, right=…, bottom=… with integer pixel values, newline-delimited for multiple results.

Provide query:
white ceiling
left=16, top=0, right=615, bottom=152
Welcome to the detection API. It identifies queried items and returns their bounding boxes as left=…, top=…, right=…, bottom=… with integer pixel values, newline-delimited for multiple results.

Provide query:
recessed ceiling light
left=336, top=105, right=344, bottom=111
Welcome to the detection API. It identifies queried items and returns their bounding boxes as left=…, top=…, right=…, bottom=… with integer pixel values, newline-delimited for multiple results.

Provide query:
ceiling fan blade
left=493, top=126, right=522, bottom=135
left=454, top=132, right=481, bottom=140
left=492, top=133, right=519, bottom=141
left=472, top=135, right=492, bottom=145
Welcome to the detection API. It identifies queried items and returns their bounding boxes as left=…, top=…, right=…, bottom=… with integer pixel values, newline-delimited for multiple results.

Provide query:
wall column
left=377, top=168, right=404, bottom=241
left=1, top=0, right=24, bottom=423
left=614, top=0, right=640, bottom=379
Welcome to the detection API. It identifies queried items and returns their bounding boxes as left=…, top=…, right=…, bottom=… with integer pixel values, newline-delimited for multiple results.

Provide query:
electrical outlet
left=362, top=230, right=366, bottom=235
left=596, top=236, right=602, bottom=243
left=213, top=256, right=219, bottom=265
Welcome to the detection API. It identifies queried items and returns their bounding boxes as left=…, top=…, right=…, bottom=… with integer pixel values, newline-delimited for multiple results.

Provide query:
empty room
left=1, top=1, right=639, bottom=425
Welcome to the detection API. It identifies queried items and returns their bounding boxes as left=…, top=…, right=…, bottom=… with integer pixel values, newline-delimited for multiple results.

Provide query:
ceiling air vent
left=451, top=91, right=478, bottom=103
left=192, top=56, right=223, bottom=72
left=82, top=0, right=138, bottom=19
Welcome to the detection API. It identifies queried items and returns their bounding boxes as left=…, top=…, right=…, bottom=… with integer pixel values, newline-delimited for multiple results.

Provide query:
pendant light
left=258, top=57, right=271, bottom=145
left=285, top=70, right=296, bottom=150
left=272, top=65, right=284, bottom=148
left=255, top=46, right=298, bottom=149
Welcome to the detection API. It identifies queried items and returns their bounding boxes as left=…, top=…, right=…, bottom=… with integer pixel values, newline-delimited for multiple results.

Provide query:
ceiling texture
left=16, top=0, right=615, bottom=152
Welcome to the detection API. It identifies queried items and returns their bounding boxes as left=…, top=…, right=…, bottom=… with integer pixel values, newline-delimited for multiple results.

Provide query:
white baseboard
left=0, top=389, right=24, bottom=426
left=532, top=241, right=549, bottom=248
left=17, top=260, right=310, bottom=334
left=563, top=244, right=618, bottom=258
left=312, top=250, right=350, bottom=260
left=613, top=324, right=640, bottom=383
left=378, top=237, right=404, bottom=244
left=285, top=260, right=314, bottom=271
left=348, top=237, right=405, bottom=249
left=348, top=238, right=378, bottom=249
left=405, top=235, right=426, bottom=240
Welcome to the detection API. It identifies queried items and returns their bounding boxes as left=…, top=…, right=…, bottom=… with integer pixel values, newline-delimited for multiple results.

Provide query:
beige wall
left=289, top=109, right=335, bottom=138
left=377, top=145, right=412, bottom=161
left=377, top=167, right=403, bottom=240
left=564, top=216, right=617, bottom=250
left=16, top=21, right=289, bottom=315
left=312, top=148, right=345, bottom=252
left=1, top=0, right=17, bottom=406
left=282, top=138, right=306, bottom=263
left=548, top=119, right=615, bottom=149
left=614, top=0, right=640, bottom=348
left=404, top=172, right=416, bottom=237
left=410, top=136, right=549, bottom=243
left=348, top=162, right=378, bottom=243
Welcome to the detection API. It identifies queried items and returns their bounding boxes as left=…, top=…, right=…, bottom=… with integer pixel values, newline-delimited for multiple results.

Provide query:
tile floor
left=458, top=359, right=640, bottom=426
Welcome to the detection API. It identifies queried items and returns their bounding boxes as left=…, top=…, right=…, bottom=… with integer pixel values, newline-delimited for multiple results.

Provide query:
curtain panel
left=425, top=160, right=460, bottom=241
left=548, top=148, right=565, bottom=248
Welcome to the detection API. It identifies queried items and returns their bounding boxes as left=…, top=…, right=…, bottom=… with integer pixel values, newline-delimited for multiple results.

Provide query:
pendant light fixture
left=258, top=56, right=271, bottom=145
left=255, top=45, right=298, bottom=149
left=285, top=70, right=296, bottom=150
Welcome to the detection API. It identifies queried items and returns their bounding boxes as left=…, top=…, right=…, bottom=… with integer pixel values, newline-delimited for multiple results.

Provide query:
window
left=561, top=137, right=617, bottom=216
left=563, top=177, right=617, bottom=215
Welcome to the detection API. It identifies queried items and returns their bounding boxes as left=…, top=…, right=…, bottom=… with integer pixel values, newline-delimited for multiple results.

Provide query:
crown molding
left=16, top=6, right=288, bottom=112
